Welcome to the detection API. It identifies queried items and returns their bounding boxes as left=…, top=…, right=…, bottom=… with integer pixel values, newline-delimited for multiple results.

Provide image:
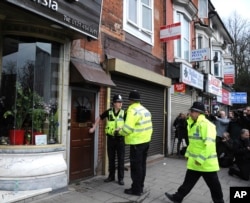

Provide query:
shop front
left=0, top=0, right=106, bottom=192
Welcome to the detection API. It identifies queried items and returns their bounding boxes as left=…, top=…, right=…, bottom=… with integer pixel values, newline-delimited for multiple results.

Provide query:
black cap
left=189, top=101, right=205, bottom=113
left=112, top=94, right=123, bottom=103
left=128, top=90, right=140, bottom=101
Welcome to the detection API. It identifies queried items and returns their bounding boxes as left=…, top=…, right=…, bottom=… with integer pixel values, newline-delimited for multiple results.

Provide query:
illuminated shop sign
left=5, top=0, right=102, bottom=39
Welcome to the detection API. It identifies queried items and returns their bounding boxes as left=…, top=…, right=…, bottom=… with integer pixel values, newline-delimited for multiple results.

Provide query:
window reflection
left=0, top=36, right=61, bottom=145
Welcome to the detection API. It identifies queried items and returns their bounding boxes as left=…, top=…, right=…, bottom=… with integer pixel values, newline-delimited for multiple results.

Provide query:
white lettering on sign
left=234, top=191, right=247, bottom=198
left=31, top=0, right=58, bottom=11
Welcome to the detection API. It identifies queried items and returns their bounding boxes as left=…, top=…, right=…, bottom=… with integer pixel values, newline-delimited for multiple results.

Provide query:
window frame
left=123, top=0, right=154, bottom=45
left=174, top=12, right=191, bottom=61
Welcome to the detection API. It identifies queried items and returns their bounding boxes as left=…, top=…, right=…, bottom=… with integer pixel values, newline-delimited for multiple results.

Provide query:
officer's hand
left=89, top=128, right=95, bottom=134
left=195, top=160, right=201, bottom=166
left=114, top=130, right=119, bottom=136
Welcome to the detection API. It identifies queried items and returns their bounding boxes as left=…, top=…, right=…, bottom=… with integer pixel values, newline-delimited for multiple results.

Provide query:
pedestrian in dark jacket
left=173, top=112, right=188, bottom=155
left=216, top=132, right=234, bottom=168
left=228, top=129, right=250, bottom=180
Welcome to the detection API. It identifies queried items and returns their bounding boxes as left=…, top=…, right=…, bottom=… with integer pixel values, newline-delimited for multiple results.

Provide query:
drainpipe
left=163, top=0, right=171, bottom=157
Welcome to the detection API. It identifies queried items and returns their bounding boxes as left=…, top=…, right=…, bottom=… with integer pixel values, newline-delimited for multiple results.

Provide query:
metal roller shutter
left=111, top=74, right=165, bottom=162
left=170, top=93, right=192, bottom=154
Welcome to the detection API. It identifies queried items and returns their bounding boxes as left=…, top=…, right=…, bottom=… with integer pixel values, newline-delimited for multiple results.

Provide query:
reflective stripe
left=186, top=151, right=217, bottom=160
left=189, top=136, right=203, bottom=140
left=134, top=126, right=153, bottom=132
left=136, top=120, right=152, bottom=125
left=189, top=136, right=216, bottom=143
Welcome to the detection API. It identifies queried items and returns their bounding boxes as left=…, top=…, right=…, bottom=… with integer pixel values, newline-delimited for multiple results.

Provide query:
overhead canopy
left=70, top=59, right=116, bottom=87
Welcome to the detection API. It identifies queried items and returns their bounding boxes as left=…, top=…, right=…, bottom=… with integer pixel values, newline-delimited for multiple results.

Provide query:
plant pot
left=9, top=129, right=25, bottom=145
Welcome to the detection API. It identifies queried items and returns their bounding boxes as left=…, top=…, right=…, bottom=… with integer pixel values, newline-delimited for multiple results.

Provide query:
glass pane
left=141, top=0, right=150, bottom=6
left=176, top=39, right=181, bottom=57
left=198, top=0, right=208, bottom=18
left=1, top=36, right=61, bottom=145
left=128, top=0, right=137, bottom=23
left=142, top=6, right=152, bottom=30
left=214, top=64, right=219, bottom=75
left=184, top=39, right=189, bottom=60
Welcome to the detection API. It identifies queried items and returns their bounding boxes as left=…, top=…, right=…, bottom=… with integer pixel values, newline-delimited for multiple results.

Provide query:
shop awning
left=70, top=59, right=116, bottom=87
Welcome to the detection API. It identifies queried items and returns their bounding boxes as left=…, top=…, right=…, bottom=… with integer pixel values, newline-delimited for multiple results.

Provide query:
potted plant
left=31, top=95, right=47, bottom=144
left=3, top=83, right=33, bottom=145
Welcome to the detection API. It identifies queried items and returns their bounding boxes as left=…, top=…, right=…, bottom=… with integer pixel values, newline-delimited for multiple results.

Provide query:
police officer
left=118, top=90, right=153, bottom=196
left=89, top=94, right=125, bottom=185
left=165, top=101, right=224, bottom=203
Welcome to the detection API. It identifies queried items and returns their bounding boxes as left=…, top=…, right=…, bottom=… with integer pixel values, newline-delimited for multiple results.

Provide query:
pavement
left=10, top=156, right=250, bottom=203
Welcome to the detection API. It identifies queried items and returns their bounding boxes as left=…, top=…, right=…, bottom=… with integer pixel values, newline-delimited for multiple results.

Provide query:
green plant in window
left=3, top=83, right=33, bottom=129
left=32, top=93, right=46, bottom=132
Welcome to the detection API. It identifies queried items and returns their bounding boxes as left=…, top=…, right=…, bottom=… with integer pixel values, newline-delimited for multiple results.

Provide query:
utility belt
left=106, top=134, right=124, bottom=140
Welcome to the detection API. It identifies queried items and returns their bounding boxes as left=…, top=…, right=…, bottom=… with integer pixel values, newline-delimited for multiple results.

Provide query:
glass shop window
left=0, top=36, right=61, bottom=145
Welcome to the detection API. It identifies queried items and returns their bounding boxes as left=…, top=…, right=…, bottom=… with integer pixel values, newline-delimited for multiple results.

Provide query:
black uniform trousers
left=173, top=169, right=224, bottom=203
left=107, top=135, right=125, bottom=181
left=130, top=142, right=149, bottom=193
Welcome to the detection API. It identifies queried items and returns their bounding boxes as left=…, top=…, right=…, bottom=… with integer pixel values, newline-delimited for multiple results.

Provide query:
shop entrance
left=69, top=89, right=95, bottom=181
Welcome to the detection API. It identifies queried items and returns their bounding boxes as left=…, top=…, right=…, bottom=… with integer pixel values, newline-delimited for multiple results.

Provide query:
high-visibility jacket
left=105, top=109, right=125, bottom=136
left=119, top=102, right=152, bottom=145
left=185, top=114, right=219, bottom=172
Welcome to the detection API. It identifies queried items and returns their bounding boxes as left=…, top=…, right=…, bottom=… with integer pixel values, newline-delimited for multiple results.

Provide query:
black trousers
left=107, top=136, right=125, bottom=180
left=230, top=160, right=250, bottom=180
left=173, top=169, right=224, bottom=203
left=130, top=142, right=149, bottom=193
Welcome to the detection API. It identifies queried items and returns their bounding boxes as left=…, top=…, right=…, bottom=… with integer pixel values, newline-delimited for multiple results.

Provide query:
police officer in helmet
left=118, top=90, right=153, bottom=196
left=89, top=94, right=125, bottom=185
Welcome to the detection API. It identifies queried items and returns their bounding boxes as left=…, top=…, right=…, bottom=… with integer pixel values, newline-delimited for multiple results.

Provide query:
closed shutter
left=111, top=74, right=165, bottom=162
left=170, top=93, right=192, bottom=154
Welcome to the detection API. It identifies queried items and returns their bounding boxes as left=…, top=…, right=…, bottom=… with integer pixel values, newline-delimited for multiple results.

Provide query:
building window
left=174, top=12, right=190, bottom=61
left=197, top=34, right=209, bottom=49
left=198, top=0, right=208, bottom=18
left=213, top=51, right=222, bottom=78
left=124, top=0, right=154, bottom=45
left=1, top=36, right=61, bottom=145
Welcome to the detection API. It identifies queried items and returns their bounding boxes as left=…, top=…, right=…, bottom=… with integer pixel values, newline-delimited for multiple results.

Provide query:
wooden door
left=70, top=90, right=95, bottom=181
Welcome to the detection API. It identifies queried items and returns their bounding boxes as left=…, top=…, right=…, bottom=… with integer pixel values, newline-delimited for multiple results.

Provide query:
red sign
left=174, top=83, right=186, bottom=94
left=224, top=74, right=235, bottom=85
left=160, top=22, right=181, bottom=42
left=222, top=89, right=230, bottom=105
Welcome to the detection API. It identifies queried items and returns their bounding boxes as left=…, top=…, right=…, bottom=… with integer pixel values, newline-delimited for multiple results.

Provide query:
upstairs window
left=212, top=51, right=222, bottom=78
left=174, top=12, right=190, bottom=61
left=124, top=0, right=154, bottom=45
left=198, top=0, right=208, bottom=18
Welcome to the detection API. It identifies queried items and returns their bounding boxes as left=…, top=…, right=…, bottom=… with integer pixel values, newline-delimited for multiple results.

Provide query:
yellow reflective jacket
left=119, top=102, right=153, bottom=145
left=105, top=109, right=125, bottom=136
left=185, top=114, right=219, bottom=172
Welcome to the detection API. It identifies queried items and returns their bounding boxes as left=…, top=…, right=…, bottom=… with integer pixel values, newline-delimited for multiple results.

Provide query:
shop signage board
left=231, top=92, right=247, bottom=104
left=205, top=74, right=222, bottom=97
left=180, top=63, right=204, bottom=90
left=190, top=48, right=210, bottom=62
left=224, top=65, right=235, bottom=85
left=160, top=22, right=181, bottom=42
left=5, top=0, right=103, bottom=39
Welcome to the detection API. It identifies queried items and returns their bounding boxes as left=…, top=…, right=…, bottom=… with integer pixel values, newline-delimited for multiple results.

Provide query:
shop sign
left=180, top=63, right=204, bottom=90
left=217, top=89, right=231, bottom=105
left=231, top=92, right=247, bottom=104
left=190, top=48, right=210, bottom=62
left=206, top=74, right=222, bottom=96
left=174, top=83, right=186, bottom=94
left=5, top=0, right=102, bottom=39
left=223, top=65, right=235, bottom=85
left=160, top=22, right=181, bottom=42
